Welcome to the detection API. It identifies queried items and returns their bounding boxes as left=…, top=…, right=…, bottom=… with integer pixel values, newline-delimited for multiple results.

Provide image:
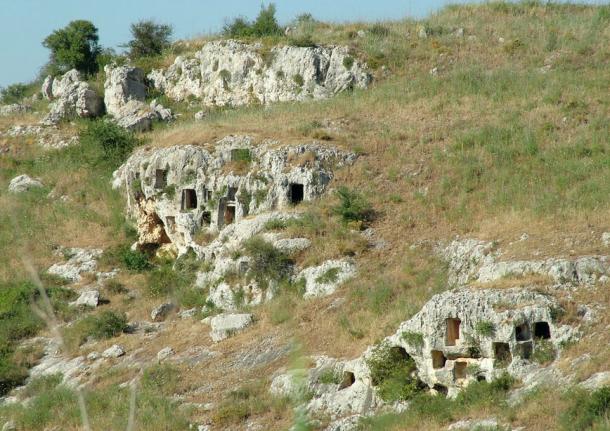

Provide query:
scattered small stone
left=429, top=67, right=439, bottom=76
left=87, top=352, right=100, bottom=361
left=178, top=308, right=198, bottom=319
left=194, top=110, right=207, bottom=121
left=151, top=302, right=175, bottom=322
left=2, top=420, right=16, bottom=431
left=602, top=232, right=610, bottom=247
left=453, top=27, right=464, bottom=37
left=102, top=344, right=125, bottom=358
left=498, top=37, right=505, bottom=43
left=157, top=347, right=175, bottom=361
left=418, top=26, right=428, bottom=39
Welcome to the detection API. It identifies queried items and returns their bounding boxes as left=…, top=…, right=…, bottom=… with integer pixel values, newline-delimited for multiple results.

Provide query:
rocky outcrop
left=2, top=124, right=79, bottom=149
left=70, top=290, right=99, bottom=307
left=42, top=70, right=103, bottom=125
left=440, top=238, right=610, bottom=287
left=297, top=259, right=357, bottom=298
left=113, top=135, right=356, bottom=254
left=8, top=174, right=43, bottom=193
left=47, top=247, right=103, bottom=282
left=148, top=40, right=371, bottom=107
left=104, top=65, right=172, bottom=131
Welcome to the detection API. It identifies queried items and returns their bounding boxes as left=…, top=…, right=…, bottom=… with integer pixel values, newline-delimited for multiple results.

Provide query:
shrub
left=292, top=74, right=304, bottom=87
left=343, top=56, right=354, bottom=70
left=231, top=148, right=252, bottom=163
left=0, top=83, right=29, bottom=104
left=42, top=20, right=101, bottom=75
left=102, top=245, right=151, bottom=272
left=264, top=218, right=287, bottom=231
left=332, top=186, right=373, bottom=226
left=368, top=23, right=391, bottom=38
left=126, top=20, right=173, bottom=58
left=561, top=386, right=610, bottom=430
left=223, top=3, right=283, bottom=38
left=243, top=237, right=293, bottom=284
left=366, top=342, right=422, bottom=402
left=64, top=311, right=127, bottom=348
left=79, top=120, right=139, bottom=167
left=475, top=320, right=495, bottom=337
left=318, top=369, right=342, bottom=385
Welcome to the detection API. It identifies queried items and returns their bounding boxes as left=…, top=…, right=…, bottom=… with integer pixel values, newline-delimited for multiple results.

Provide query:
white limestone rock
left=151, top=302, right=175, bottom=322
left=578, top=371, right=610, bottom=391
left=42, top=69, right=103, bottom=124
left=148, top=40, right=371, bottom=107
left=47, top=248, right=103, bottom=282
left=298, top=259, right=356, bottom=298
left=8, top=174, right=43, bottom=193
left=112, top=136, right=355, bottom=255
left=41, top=75, right=54, bottom=99
left=70, top=289, right=100, bottom=307
left=602, top=232, right=610, bottom=247
left=209, top=313, right=253, bottom=342
left=104, top=65, right=172, bottom=131
left=102, top=344, right=125, bottom=358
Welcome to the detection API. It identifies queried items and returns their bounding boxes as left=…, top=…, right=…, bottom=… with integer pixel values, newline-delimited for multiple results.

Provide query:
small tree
left=42, top=20, right=100, bottom=75
left=0, top=83, right=29, bottom=104
left=126, top=20, right=173, bottom=58
left=223, top=3, right=283, bottom=38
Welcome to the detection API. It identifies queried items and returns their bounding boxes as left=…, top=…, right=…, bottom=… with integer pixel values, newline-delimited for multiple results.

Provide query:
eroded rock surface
left=42, top=70, right=103, bottom=125
left=47, top=247, right=103, bottom=282
left=8, top=174, right=43, bottom=193
left=148, top=40, right=371, bottom=107
left=209, top=313, right=253, bottom=342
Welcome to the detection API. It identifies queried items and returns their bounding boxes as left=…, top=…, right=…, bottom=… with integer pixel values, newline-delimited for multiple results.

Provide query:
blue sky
left=0, top=0, right=605, bottom=88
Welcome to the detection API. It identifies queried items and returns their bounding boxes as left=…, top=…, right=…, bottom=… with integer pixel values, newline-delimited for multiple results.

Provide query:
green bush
left=366, top=342, right=422, bottom=402
left=532, top=339, right=556, bottom=365
left=102, top=245, right=151, bottom=272
left=223, top=3, right=283, bottom=38
left=64, top=310, right=127, bottom=347
left=42, top=20, right=101, bottom=75
left=561, top=386, right=610, bottom=430
left=146, top=256, right=197, bottom=302
left=0, top=83, right=29, bottom=104
left=79, top=120, right=139, bottom=167
left=475, top=320, right=495, bottom=337
left=332, top=186, right=373, bottom=226
left=317, top=369, right=342, bottom=385
left=243, top=237, right=293, bottom=284
left=125, top=20, right=173, bottom=58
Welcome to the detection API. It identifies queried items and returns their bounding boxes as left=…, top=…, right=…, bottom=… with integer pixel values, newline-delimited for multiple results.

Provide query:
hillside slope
left=0, top=2, right=609, bottom=431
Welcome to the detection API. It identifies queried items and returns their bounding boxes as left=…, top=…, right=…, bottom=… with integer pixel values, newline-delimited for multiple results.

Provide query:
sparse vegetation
left=315, top=267, right=340, bottom=284
left=401, top=331, right=424, bottom=349
left=79, top=120, right=140, bottom=167
left=332, top=186, right=373, bottom=227
left=475, top=321, right=495, bottom=337
left=223, top=3, right=283, bottom=38
left=366, top=342, right=422, bottom=402
left=63, top=310, right=127, bottom=349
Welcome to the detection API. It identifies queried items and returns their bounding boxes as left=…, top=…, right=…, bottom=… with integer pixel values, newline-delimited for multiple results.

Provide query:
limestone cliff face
left=112, top=135, right=356, bottom=255
left=148, top=40, right=372, bottom=107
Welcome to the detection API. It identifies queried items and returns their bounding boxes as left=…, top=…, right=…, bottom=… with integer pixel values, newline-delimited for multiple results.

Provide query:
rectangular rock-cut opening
left=227, top=187, right=238, bottom=201
left=446, top=318, right=461, bottom=346
left=339, top=371, right=355, bottom=390
left=493, top=342, right=512, bottom=367
left=534, top=321, right=551, bottom=339
left=432, top=350, right=447, bottom=369
left=515, top=323, right=531, bottom=341
left=165, top=216, right=176, bottom=234
left=181, top=189, right=197, bottom=210
left=201, top=211, right=211, bottom=226
left=454, top=361, right=468, bottom=380
left=155, top=169, right=168, bottom=189
left=289, top=183, right=304, bottom=204
left=206, top=190, right=213, bottom=202
left=433, top=384, right=448, bottom=396
left=224, top=204, right=236, bottom=225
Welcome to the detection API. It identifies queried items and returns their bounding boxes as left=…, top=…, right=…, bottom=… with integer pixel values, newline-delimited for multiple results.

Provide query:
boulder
left=297, top=259, right=357, bottom=298
left=42, top=69, right=103, bottom=124
left=2, top=421, right=16, bottom=431
left=104, top=65, right=172, bottom=131
left=70, top=289, right=100, bottom=307
left=209, top=313, right=253, bottom=342
left=151, top=302, right=175, bottom=322
left=8, top=174, right=43, bottom=193
left=102, top=344, right=125, bottom=358
left=602, top=232, right=610, bottom=247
